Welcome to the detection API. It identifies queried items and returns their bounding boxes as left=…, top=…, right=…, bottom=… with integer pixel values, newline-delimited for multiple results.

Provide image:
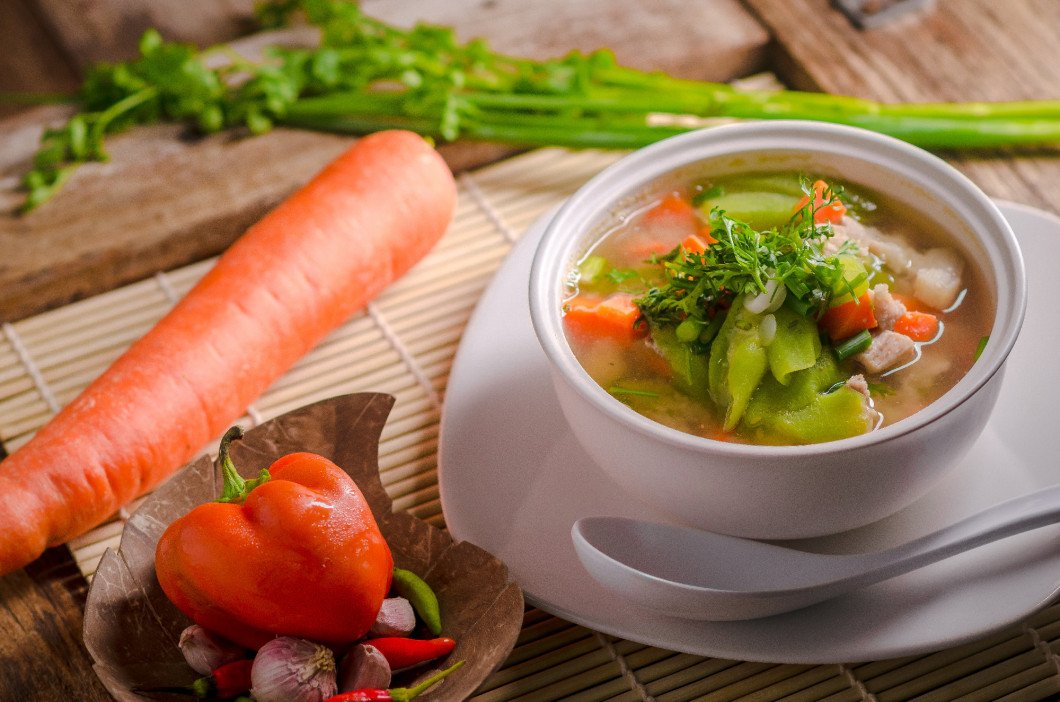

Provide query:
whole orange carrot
left=0, top=130, right=456, bottom=576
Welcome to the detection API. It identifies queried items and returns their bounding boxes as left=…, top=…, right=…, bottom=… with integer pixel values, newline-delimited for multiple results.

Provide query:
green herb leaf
left=867, top=381, right=895, bottom=398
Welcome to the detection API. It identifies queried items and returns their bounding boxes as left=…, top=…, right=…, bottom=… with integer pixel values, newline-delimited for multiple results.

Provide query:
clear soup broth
left=562, top=170, right=994, bottom=445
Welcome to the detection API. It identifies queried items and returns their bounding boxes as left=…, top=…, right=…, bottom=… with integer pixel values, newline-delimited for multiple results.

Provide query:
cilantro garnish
left=636, top=181, right=860, bottom=330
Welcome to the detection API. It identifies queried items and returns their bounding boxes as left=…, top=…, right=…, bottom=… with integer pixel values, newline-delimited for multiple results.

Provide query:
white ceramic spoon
left=571, top=483, right=1060, bottom=621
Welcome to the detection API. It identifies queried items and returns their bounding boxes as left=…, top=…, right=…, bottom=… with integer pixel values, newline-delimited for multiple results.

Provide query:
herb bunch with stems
left=9, top=0, right=1060, bottom=211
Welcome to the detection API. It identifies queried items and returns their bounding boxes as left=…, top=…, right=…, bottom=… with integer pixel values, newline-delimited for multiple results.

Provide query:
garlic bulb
left=338, top=643, right=392, bottom=693
left=251, top=636, right=338, bottom=702
left=369, top=597, right=417, bottom=638
left=178, top=624, right=249, bottom=675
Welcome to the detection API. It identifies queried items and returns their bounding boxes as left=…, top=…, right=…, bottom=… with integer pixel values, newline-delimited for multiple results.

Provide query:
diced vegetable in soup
left=562, top=172, right=993, bottom=445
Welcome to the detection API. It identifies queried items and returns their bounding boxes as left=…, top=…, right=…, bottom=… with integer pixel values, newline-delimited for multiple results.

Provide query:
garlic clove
left=338, top=643, right=392, bottom=693
left=368, top=597, right=417, bottom=638
left=178, top=624, right=250, bottom=675
left=251, top=636, right=338, bottom=702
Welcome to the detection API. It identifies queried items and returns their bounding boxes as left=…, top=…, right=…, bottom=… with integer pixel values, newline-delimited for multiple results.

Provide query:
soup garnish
left=562, top=173, right=990, bottom=445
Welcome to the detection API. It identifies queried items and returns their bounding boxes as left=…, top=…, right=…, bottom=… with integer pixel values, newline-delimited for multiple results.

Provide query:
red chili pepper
left=367, top=637, right=456, bottom=670
left=208, top=659, right=255, bottom=698
left=325, top=661, right=464, bottom=702
left=136, top=658, right=254, bottom=698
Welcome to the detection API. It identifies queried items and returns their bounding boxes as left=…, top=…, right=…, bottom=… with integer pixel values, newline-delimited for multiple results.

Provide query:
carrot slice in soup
left=817, top=292, right=878, bottom=341
left=564, top=293, right=647, bottom=344
left=645, top=193, right=698, bottom=226
left=893, top=311, right=940, bottom=342
left=796, top=180, right=847, bottom=225
left=681, top=233, right=710, bottom=255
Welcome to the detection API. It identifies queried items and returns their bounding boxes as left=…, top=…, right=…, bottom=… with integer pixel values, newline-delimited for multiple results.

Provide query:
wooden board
left=0, top=0, right=769, bottom=324
left=0, top=546, right=112, bottom=701
left=745, top=0, right=1060, bottom=214
left=26, top=0, right=769, bottom=83
left=0, top=0, right=79, bottom=120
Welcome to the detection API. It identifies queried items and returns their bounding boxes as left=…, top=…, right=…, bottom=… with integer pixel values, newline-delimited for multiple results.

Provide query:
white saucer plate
left=437, top=200, right=1060, bottom=664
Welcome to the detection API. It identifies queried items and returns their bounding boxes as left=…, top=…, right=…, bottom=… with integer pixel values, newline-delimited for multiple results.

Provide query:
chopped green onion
left=698, top=314, right=725, bottom=346
left=834, top=330, right=872, bottom=361
left=675, top=318, right=703, bottom=342
left=609, top=386, right=660, bottom=398
left=783, top=289, right=816, bottom=317
left=974, top=335, right=989, bottom=360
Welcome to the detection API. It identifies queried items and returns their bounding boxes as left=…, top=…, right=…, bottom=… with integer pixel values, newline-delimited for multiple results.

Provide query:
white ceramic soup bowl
left=528, top=121, right=1026, bottom=539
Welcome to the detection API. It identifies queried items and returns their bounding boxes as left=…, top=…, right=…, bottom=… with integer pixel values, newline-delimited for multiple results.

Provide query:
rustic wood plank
left=0, top=0, right=80, bottom=118
left=0, top=0, right=769, bottom=323
left=0, top=546, right=112, bottom=702
left=29, top=0, right=768, bottom=81
left=0, top=117, right=356, bottom=323
left=0, top=117, right=518, bottom=324
left=745, top=0, right=1060, bottom=214
left=360, top=0, right=769, bottom=83
left=32, top=0, right=257, bottom=67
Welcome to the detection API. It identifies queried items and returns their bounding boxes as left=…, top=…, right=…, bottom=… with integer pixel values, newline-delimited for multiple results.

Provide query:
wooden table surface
left=1, top=1, right=1058, bottom=700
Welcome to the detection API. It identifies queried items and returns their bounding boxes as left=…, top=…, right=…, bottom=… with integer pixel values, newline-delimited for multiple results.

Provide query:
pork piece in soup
left=561, top=172, right=993, bottom=446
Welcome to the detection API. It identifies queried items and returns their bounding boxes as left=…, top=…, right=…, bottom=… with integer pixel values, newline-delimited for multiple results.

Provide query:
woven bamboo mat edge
left=2, top=146, right=1059, bottom=702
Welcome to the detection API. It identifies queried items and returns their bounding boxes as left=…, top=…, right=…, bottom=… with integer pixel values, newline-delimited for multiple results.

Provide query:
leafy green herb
left=10, top=0, right=1060, bottom=211
left=636, top=182, right=856, bottom=330
left=606, top=268, right=643, bottom=286
left=574, top=256, right=644, bottom=296
left=867, top=381, right=895, bottom=398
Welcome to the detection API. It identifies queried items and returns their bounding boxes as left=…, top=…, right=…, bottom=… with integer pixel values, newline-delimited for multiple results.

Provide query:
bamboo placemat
left=2, top=146, right=1059, bottom=702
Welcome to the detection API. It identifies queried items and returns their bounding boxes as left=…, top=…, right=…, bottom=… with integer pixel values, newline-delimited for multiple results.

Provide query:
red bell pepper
left=155, top=426, right=393, bottom=650
left=563, top=293, right=648, bottom=345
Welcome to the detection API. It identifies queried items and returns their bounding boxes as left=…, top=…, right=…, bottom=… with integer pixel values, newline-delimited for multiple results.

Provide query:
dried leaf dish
left=83, top=393, right=523, bottom=701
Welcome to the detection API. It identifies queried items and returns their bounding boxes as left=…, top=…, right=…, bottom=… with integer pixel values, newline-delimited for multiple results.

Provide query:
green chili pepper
left=391, top=567, right=443, bottom=635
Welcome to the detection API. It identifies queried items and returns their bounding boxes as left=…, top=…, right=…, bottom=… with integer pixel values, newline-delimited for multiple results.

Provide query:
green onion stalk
left=6, top=0, right=1060, bottom=211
